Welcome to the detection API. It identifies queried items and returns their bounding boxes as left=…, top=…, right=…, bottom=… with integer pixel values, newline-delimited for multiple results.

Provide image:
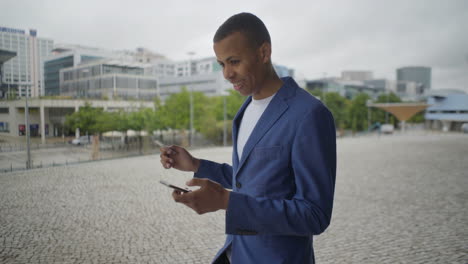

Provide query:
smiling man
left=160, top=13, right=336, bottom=263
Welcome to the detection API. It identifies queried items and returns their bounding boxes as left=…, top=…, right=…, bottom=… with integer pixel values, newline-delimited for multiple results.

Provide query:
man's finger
left=166, top=145, right=179, bottom=155
left=186, top=178, right=206, bottom=187
left=172, top=190, right=194, bottom=203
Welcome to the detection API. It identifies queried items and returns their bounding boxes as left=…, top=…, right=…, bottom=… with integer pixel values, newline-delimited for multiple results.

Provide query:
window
left=0, top=122, right=9, bottom=133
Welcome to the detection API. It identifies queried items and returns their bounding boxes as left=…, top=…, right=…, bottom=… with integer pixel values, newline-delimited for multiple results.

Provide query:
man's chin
left=236, top=90, right=251, bottom=97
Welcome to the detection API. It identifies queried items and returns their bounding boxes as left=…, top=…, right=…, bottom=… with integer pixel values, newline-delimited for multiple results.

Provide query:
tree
left=348, top=93, right=371, bottom=132
left=321, top=92, right=349, bottom=130
left=64, top=102, right=103, bottom=136
left=157, top=87, right=216, bottom=130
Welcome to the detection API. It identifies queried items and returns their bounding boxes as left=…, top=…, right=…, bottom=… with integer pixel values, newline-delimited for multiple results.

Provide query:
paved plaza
left=0, top=133, right=467, bottom=263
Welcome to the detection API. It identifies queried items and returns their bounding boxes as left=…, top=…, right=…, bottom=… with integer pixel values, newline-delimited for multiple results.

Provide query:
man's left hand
left=172, top=178, right=230, bottom=214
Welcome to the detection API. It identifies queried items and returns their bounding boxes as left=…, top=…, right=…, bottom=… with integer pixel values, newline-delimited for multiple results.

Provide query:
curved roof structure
left=369, top=103, right=430, bottom=121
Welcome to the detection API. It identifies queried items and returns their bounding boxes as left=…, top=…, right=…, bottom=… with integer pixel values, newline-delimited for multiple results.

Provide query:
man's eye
left=218, top=62, right=225, bottom=68
left=231, top=60, right=239, bottom=65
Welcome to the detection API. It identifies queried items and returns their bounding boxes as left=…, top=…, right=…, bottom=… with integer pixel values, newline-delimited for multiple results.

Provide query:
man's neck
left=252, top=70, right=283, bottom=100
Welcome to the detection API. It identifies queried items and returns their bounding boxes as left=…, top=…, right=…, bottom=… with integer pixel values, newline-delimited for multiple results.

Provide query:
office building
left=306, top=78, right=383, bottom=100
left=0, top=49, right=17, bottom=98
left=60, top=59, right=158, bottom=100
left=341, top=71, right=373, bottom=81
left=397, top=66, right=431, bottom=91
left=43, top=44, right=116, bottom=96
left=0, top=26, right=53, bottom=98
left=396, top=81, right=424, bottom=101
left=0, top=98, right=154, bottom=141
left=363, top=79, right=396, bottom=94
left=274, top=64, right=295, bottom=78
left=159, top=72, right=230, bottom=100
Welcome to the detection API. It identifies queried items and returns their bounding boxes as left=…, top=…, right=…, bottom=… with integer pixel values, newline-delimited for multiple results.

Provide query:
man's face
left=213, top=32, right=267, bottom=97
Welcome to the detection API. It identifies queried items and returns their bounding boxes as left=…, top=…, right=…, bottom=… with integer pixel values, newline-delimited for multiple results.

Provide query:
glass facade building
left=0, top=27, right=53, bottom=98
left=60, top=61, right=158, bottom=100
left=44, top=55, right=101, bottom=96
left=397, top=66, right=431, bottom=90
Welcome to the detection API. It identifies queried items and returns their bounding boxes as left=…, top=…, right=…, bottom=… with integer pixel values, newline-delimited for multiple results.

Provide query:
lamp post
left=220, top=90, right=229, bottom=146
left=367, top=99, right=372, bottom=132
left=187, top=51, right=195, bottom=146
left=25, top=86, right=31, bottom=169
left=385, top=92, right=389, bottom=123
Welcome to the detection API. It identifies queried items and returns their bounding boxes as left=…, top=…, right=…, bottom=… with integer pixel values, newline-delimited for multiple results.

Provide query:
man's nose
left=223, top=65, right=234, bottom=80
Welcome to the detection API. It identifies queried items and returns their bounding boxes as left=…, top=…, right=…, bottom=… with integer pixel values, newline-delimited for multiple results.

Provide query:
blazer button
left=236, top=181, right=242, bottom=189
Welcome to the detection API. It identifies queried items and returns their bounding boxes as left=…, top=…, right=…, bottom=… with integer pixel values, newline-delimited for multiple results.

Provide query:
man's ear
left=259, top=42, right=272, bottom=64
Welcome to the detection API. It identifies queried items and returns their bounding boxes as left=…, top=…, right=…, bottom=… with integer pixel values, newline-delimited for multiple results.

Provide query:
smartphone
left=159, top=180, right=190, bottom=193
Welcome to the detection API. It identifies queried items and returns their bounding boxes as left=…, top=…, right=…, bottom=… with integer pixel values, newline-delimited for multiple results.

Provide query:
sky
left=2, top=0, right=468, bottom=91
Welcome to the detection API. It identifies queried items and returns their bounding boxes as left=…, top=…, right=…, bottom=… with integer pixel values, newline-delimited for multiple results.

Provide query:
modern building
left=274, top=64, right=295, bottom=78
left=395, top=81, right=425, bottom=101
left=47, top=46, right=296, bottom=101
left=363, top=79, right=397, bottom=94
left=145, top=57, right=216, bottom=79
left=341, top=71, right=373, bottom=82
left=0, top=26, right=53, bottom=98
left=305, top=78, right=384, bottom=99
left=0, top=49, right=17, bottom=98
left=43, top=44, right=115, bottom=96
left=159, top=72, right=230, bottom=100
left=0, top=98, right=154, bottom=143
left=397, top=66, right=431, bottom=91
left=59, top=59, right=158, bottom=100
left=425, top=90, right=468, bottom=132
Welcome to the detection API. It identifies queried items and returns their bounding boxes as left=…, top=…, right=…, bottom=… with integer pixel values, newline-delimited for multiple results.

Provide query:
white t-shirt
left=227, top=92, right=276, bottom=262
left=237, top=93, right=276, bottom=160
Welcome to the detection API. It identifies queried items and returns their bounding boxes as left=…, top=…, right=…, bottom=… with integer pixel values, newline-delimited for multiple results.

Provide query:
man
left=160, top=12, right=336, bottom=264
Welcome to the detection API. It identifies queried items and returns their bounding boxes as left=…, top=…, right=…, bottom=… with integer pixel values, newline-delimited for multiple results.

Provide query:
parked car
left=380, top=124, right=394, bottom=134
left=70, top=136, right=92, bottom=145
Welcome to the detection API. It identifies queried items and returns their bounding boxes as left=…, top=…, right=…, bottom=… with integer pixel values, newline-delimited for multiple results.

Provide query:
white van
left=380, top=124, right=394, bottom=134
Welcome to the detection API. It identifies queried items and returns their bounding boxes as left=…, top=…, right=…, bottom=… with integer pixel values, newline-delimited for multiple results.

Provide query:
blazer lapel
left=236, top=94, right=289, bottom=174
left=232, top=97, right=252, bottom=169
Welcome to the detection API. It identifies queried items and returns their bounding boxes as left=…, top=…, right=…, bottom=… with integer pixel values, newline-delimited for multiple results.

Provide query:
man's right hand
left=159, top=145, right=200, bottom=172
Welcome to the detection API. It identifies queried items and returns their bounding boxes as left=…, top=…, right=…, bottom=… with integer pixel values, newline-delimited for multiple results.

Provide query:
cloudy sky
left=2, top=0, right=468, bottom=91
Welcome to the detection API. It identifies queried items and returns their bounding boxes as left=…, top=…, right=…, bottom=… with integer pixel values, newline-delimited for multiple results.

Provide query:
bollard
left=10, top=163, right=12, bottom=172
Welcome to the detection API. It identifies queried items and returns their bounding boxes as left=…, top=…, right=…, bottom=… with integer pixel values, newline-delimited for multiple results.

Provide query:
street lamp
left=25, top=86, right=31, bottom=169
left=187, top=51, right=195, bottom=146
left=367, top=99, right=372, bottom=132
left=220, top=90, right=229, bottom=146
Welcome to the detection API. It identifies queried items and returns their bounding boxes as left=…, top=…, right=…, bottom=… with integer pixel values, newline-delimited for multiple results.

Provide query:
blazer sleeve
left=225, top=104, right=336, bottom=236
left=194, top=159, right=234, bottom=189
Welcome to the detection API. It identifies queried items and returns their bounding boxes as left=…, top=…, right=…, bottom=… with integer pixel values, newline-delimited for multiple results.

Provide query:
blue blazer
left=194, top=77, right=336, bottom=264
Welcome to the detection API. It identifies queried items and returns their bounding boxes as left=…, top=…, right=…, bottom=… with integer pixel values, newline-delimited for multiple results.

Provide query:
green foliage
left=64, top=102, right=103, bottom=135
left=64, top=87, right=407, bottom=143
left=321, top=92, right=348, bottom=129
left=408, top=111, right=425, bottom=123
left=210, top=90, right=246, bottom=121
left=157, top=87, right=212, bottom=131
left=348, top=93, right=371, bottom=132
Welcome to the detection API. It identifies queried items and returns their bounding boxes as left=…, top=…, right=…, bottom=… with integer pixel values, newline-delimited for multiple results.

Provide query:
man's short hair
left=213, top=12, right=271, bottom=48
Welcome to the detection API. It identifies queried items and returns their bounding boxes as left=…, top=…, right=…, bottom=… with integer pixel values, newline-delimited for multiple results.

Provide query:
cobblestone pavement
left=0, top=133, right=467, bottom=263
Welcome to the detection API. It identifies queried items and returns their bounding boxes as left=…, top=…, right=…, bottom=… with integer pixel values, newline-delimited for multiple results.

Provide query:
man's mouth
left=233, top=82, right=242, bottom=91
